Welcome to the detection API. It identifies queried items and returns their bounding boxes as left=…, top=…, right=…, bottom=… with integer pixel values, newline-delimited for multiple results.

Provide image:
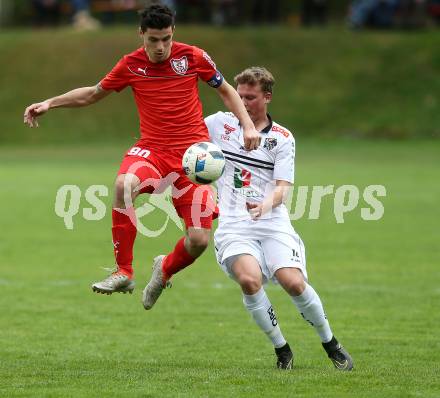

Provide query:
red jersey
left=100, top=42, right=223, bottom=150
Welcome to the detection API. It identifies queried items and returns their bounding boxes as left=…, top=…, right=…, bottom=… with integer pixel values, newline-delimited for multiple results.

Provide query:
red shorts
left=117, top=144, right=218, bottom=229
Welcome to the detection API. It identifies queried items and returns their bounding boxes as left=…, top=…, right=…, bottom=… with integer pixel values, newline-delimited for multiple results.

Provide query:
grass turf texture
left=1, top=141, right=439, bottom=397
left=1, top=25, right=439, bottom=144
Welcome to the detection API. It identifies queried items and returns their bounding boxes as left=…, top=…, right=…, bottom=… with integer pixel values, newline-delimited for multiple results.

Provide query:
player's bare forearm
left=47, top=84, right=111, bottom=109
left=269, top=187, right=287, bottom=207
left=216, top=81, right=259, bottom=150
left=262, top=185, right=289, bottom=211
left=217, top=81, right=253, bottom=129
left=24, top=84, right=111, bottom=128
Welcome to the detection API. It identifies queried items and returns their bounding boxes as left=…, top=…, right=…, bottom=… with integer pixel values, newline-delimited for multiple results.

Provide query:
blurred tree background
left=3, top=0, right=439, bottom=27
left=0, top=1, right=439, bottom=144
left=2, top=0, right=350, bottom=26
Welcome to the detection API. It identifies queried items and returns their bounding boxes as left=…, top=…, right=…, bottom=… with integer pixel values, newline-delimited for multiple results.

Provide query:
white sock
left=243, top=288, right=287, bottom=348
left=291, top=283, right=333, bottom=343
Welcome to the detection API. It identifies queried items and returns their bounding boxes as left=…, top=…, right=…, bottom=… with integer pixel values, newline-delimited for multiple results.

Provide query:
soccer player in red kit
left=23, top=5, right=259, bottom=309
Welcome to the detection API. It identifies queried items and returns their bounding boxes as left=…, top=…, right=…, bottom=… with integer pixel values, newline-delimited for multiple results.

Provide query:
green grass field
left=1, top=140, right=439, bottom=397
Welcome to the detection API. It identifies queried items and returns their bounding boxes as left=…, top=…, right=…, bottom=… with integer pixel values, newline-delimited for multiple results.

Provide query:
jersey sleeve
left=100, top=57, right=130, bottom=92
left=204, top=112, right=221, bottom=146
left=273, top=135, right=295, bottom=183
left=194, top=47, right=224, bottom=88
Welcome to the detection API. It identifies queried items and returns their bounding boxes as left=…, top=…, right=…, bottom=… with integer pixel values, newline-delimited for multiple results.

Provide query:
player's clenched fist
left=243, top=127, right=261, bottom=151
left=246, top=202, right=263, bottom=220
left=24, top=101, right=49, bottom=128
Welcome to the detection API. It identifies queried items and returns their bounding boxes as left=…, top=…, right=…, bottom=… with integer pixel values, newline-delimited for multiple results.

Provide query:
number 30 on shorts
left=128, top=146, right=151, bottom=158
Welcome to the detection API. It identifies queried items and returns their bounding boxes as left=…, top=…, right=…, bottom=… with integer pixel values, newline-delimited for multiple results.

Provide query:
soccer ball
left=182, top=142, right=225, bottom=184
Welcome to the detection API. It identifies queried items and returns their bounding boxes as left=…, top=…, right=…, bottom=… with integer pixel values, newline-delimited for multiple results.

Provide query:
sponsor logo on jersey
left=233, top=188, right=260, bottom=198
left=170, top=56, right=189, bottom=75
left=271, top=125, right=290, bottom=138
left=127, top=63, right=148, bottom=77
left=137, top=66, right=148, bottom=75
left=224, top=124, right=236, bottom=134
left=263, top=137, right=277, bottom=150
left=234, top=167, right=251, bottom=188
left=221, top=123, right=236, bottom=140
left=202, top=51, right=216, bottom=69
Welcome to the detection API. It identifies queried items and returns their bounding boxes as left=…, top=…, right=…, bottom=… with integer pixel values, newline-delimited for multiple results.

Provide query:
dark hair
left=139, top=4, right=175, bottom=32
left=234, top=66, right=275, bottom=94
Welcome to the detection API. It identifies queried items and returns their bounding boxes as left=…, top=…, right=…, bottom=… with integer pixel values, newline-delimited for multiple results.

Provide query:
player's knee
left=276, top=267, right=306, bottom=296
left=187, top=232, right=209, bottom=251
left=114, top=174, right=139, bottom=205
left=114, top=178, right=128, bottom=203
left=286, top=276, right=306, bottom=296
left=237, top=274, right=261, bottom=295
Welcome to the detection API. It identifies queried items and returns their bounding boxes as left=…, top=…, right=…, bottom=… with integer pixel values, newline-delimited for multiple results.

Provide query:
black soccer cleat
left=322, top=336, right=354, bottom=371
left=275, top=343, right=293, bottom=370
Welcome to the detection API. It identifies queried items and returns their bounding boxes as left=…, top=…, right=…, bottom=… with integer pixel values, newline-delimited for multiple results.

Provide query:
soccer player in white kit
left=205, top=67, right=353, bottom=370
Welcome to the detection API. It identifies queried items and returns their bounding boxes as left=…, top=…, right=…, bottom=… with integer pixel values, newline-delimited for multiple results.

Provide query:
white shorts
left=214, top=220, right=308, bottom=284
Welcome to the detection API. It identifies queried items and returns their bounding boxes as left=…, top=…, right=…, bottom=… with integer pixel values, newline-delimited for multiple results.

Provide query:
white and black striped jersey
left=205, top=111, right=295, bottom=223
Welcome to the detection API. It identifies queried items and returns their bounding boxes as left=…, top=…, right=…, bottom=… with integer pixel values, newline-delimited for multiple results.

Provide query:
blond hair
left=234, top=66, right=275, bottom=93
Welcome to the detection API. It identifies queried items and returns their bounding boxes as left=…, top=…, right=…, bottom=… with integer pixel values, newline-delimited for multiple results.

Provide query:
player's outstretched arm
left=216, top=81, right=260, bottom=150
left=23, top=83, right=111, bottom=128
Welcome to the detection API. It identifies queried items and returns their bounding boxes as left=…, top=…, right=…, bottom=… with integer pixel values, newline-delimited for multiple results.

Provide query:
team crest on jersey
left=263, top=137, right=277, bottom=150
left=170, top=56, right=188, bottom=75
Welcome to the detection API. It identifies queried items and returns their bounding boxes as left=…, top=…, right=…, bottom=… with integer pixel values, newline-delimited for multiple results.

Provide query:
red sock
left=112, top=208, right=137, bottom=277
left=162, top=237, right=195, bottom=280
